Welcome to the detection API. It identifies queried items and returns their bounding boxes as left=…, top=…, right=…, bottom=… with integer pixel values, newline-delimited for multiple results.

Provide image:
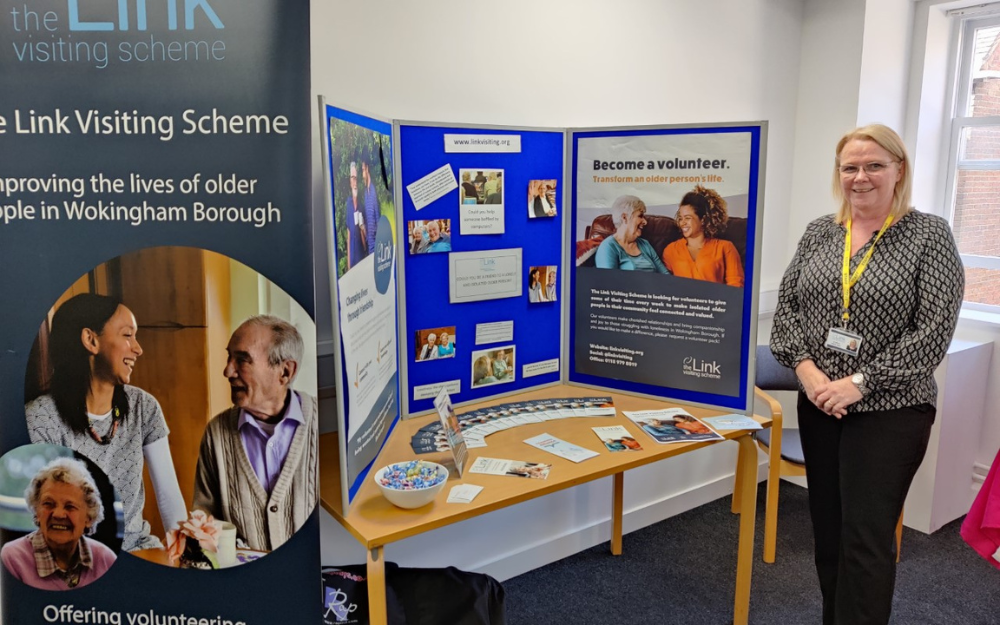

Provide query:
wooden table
left=319, top=386, right=769, bottom=625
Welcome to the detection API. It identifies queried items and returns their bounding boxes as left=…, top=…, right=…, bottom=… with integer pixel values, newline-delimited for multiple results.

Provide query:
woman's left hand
left=814, top=376, right=863, bottom=418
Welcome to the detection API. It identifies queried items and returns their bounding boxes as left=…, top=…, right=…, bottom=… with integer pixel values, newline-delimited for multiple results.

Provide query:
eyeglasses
left=838, top=161, right=898, bottom=176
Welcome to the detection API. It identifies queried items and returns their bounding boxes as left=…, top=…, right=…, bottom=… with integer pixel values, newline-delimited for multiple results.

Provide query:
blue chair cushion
left=755, top=345, right=800, bottom=391
left=756, top=428, right=806, bottom=465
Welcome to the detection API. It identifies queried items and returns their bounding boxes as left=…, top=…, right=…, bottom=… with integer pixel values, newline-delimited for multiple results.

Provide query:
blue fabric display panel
left=398, top=124, right=565, bottom=414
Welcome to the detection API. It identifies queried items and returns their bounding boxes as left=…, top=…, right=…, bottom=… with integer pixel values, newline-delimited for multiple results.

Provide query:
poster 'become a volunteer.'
left=573, top=128, right=762, bottom=409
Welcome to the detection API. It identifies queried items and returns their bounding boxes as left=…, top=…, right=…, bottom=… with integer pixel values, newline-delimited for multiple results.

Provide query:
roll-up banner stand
left=0, top=1, right=320, bottom=622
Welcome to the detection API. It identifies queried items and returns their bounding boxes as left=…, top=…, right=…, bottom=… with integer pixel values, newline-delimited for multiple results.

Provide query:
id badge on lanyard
left=827, top=214, right=892, bottom=357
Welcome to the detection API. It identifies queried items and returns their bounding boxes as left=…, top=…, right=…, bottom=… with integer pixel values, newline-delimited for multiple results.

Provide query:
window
left=947, top=12, right=1000, bottom=310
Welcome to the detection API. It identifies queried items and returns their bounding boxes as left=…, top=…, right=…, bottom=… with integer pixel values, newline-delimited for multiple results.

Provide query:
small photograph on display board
left=528, top=266, right=557, bottom=303
left=459, top=169, right=503, bottom=205
left=528, top=179, right=557, bottom=218
left=459, top=168, right=504, bottom=235
left=408, top=219, right=453, bottom=254
left=471, top=345, right=516, bottom=388
left=414, top=326, right=457, bottom=362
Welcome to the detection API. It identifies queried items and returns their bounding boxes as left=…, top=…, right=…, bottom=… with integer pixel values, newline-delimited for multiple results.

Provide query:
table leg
left=733, top=433, right=758, bottom=625
left=731, top=446, right=744, bottom=514
left=611, top=472, right=624, bottom=555
left=366, top=546, right=387, bottom=625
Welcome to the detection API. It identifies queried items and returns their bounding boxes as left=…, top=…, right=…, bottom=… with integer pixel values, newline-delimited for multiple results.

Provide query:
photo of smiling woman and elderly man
left=408, top=219, right=452, bottom=254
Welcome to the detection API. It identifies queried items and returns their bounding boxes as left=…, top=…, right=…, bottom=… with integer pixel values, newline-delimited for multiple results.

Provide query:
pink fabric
left=1, top=533, right=116, bottom=590
left=961, top=447, right=1000, bottom=571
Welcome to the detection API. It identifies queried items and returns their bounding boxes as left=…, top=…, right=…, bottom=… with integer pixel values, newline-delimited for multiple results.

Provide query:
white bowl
left=373, top=461, right=449, bottom=509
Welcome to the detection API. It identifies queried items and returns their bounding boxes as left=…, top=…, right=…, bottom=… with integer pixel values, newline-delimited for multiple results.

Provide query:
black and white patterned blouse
left=770, top=210, right=964, bottom=413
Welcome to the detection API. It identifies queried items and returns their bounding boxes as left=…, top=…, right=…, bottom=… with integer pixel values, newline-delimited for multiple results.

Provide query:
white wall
left=907, top=1, right=955, bottom=219
left=311, top=0, right=805, bottom=575
left=784, top=0, right=866, bottom=257
left=858, top=0, right=915, bottom=130
left=311, top=0, right=803, bottom=351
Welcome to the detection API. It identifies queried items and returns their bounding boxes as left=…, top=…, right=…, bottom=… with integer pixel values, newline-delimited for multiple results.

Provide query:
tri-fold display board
left=321, top=103, right=766, bottom=511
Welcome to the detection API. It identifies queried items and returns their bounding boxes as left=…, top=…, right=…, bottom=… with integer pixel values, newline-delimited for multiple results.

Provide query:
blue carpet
left=503, top=482, right=1000, bottom=624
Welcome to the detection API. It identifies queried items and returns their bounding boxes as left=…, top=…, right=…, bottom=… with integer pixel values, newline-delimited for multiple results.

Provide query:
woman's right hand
left=795, top=359, right=830, bottom=405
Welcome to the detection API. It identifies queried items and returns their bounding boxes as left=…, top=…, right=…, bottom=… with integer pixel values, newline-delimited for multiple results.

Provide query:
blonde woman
left=770, top=124, right=963, bottom=625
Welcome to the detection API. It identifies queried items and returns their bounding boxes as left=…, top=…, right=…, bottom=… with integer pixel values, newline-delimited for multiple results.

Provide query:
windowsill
left=959, top=307, right=1000, bottom=327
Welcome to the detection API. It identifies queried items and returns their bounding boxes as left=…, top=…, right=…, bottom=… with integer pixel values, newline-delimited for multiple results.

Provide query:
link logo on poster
left=7, top=0, right=228, bottom=69
left=683, top=356, right=722, bottom=380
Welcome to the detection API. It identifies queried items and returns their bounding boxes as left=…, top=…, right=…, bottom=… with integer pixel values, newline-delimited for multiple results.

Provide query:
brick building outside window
left=948, top=14, right=1000, bottom=308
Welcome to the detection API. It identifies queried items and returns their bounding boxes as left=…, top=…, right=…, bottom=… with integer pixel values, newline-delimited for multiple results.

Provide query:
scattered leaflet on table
left=447, top=484, right=484, bottom=504
left=701, top=414, right=762, bottom=431
left=468, top=457, right=552, bottom=479
left=523, top=433, right=600, bottom=463
left=592, top=425, right=643, bottom=452
left=623, top=408, right=724, bottom=444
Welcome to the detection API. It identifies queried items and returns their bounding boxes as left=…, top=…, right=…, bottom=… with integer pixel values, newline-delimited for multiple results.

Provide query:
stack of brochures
left=411, top=397, right=615, bottom=453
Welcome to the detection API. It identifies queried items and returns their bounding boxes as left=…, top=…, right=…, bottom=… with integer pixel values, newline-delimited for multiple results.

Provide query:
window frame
left=944, top=11, right=1000, bottom=313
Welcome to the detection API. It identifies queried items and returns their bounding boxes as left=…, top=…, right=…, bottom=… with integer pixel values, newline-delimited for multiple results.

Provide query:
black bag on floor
left=322, top=563, right=507, bottom=625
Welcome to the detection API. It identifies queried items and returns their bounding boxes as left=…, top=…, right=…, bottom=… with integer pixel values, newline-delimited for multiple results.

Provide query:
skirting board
left=319, top=461, right=769, bottom=583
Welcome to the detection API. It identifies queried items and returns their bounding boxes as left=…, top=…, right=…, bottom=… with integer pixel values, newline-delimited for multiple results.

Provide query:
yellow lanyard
left=842, top=214, right=893, bottom=324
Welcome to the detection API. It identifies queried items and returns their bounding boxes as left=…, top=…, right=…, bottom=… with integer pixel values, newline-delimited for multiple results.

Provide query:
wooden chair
left=733, top=345, right=903, bottom=563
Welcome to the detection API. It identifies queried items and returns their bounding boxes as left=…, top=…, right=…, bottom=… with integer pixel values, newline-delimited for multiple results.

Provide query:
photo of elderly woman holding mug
left=770, top=124, right=964, bottom=625
left=25, top=293, right=186, bottom=552
left=661, top=185, right=744, bottom=287
left=1, top=457, right=116, bottom=590
left=594, top=195, right=670, bottom=273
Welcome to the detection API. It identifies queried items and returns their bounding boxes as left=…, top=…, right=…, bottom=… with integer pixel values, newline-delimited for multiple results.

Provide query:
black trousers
left=797, top=393, right=935, bottom=625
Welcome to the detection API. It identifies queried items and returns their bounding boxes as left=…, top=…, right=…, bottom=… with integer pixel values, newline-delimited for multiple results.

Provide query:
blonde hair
left=832, top=124, right=912, bottom=224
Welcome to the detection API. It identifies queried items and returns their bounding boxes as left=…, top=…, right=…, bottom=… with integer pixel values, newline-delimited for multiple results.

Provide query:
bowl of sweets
left=373, top=460, right=449, bottom=509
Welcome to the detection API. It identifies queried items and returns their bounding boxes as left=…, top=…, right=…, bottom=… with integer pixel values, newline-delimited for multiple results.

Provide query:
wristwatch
left=851, top=372, right=868, bottom=396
